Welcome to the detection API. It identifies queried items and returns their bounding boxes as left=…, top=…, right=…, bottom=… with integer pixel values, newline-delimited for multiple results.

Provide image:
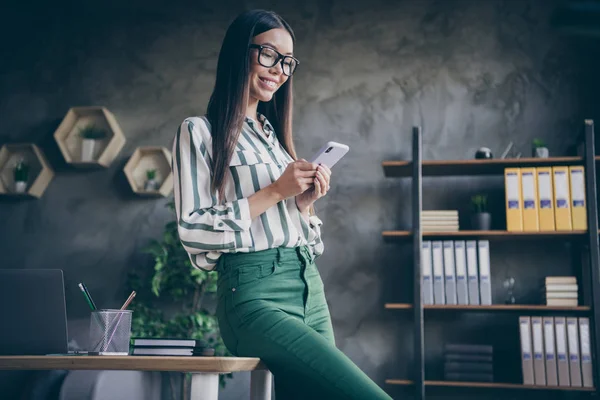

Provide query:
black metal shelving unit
left=383, top=120, right=600, bottom=399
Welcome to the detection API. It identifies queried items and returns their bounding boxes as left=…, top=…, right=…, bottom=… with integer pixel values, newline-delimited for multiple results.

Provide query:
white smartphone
left=309, top=141, right=350, bottom=168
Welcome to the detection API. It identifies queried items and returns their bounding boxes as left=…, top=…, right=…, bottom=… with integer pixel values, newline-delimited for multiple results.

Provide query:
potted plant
left=13, top=159, right=29, bottom=193
left=532, top=138, right=549, bottom=158
left=144, top=169, right=159, bottom=191
left=471, top=194, right=491, bottom=230
left=126, top=200, right=232, bottom=398
left=78, top=124, right=107, bottom=162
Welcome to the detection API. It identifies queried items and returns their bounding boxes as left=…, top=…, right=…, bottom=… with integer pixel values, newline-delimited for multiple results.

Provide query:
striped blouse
left=172, top=113, right=324, bottom=271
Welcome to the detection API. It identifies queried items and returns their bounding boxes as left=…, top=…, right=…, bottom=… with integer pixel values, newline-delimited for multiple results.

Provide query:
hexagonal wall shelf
left=0, top=143, right=54, bottom=198
left=124, top=146, right=173, bottom=197
left=53, top=106, right=126, bottom=168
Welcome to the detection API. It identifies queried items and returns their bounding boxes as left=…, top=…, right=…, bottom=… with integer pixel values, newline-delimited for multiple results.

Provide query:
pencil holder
left=88, top=309, right=132, bottom=355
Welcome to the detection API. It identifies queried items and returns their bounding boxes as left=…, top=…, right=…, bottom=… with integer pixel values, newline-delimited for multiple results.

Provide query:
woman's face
left=248, top=28, right=294, bottom=103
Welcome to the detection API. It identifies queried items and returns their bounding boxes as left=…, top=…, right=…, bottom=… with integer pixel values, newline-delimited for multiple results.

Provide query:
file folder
left=477, top=240, right=492, bottom=305
left=555, top=317, right=570, bottom=386
left=552, top=167, right=572, bottom=231
left=531, top=316, right=546, bottom=385
left=543, top=317, right=558, bottom=386
left=569, top=166, right=587, bottom=230
left=454, top=240, right=468, bottom=305
left=521, top=167, right=539, bottom=231
left=505, top=168, right=523, bottom=231
left=579, top=317, right=594, bottom=387
left=567, top=317, right=582, bottom=386
left=466, top=240, right=479, bottom=305
left=520, top=316, right=534, bottom=385
left=421, top=241, right=434, bottom=305
left=537, top=167, right=555, bottom=231
left=443, top=240, right=457, bottom=305
left=432, top=241, right=445, bottom=305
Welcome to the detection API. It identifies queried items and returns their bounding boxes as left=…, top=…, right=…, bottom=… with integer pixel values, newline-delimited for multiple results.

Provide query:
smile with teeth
left=260, top=77, right=277, bottom=89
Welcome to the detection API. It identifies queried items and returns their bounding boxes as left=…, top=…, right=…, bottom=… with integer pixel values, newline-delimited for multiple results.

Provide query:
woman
left=172, top=9, right=392, bottom=400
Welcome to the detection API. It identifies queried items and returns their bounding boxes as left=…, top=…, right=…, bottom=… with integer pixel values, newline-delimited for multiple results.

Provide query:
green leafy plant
left=78, top=124, right=107, bottom=140
left=13, top=159, right=29, bottom=182
left=126, top=200, right=232, bottom=399
left=532, top=138, right=546, bottom=149
left=146, top=169, right=156, bottom=180
left=471, top=194, right=488, bottom=213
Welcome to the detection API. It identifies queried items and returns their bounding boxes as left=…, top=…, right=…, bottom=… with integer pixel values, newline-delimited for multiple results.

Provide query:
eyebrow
left=260, top=42, right=293, bottom=56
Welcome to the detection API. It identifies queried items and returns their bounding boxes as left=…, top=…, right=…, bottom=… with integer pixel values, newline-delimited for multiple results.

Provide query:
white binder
left=531, top=316, right=546, bottom=385
left=520, top=316, right=534, bottom=385
left=431, top=241, right=445, bottom=305
left=466, top=240, right=480, bottom=305
left=579, top=317, right=594, bottom=387
left=443, top=240, right=457, bottom=305
left=421, top=241, right=434, bottom=305
left=454, top=240, right=468, bottom=305
left=543, top=317, right=558, bottom=386
left=477, top=240, right=492, bottom=305
left=555, top=317, right=570, bottom=386
left=567, top=317, right=582, bottom=386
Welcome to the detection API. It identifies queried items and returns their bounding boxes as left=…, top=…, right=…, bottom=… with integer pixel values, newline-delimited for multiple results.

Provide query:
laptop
left=0, top=269, right=69, bottom=355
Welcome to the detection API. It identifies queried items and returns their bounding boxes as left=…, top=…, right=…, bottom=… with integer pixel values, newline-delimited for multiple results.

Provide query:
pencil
left=120, top=290, right=136, bottom=310
left=78, top=283, right=97, bottom=311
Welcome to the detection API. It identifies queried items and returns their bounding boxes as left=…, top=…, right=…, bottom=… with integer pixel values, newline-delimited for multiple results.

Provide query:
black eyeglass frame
left=249, top=44, right=300, bottom=76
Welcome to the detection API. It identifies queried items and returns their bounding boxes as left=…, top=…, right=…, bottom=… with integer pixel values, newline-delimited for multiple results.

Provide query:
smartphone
left=309, top=141, right=350, bottom=168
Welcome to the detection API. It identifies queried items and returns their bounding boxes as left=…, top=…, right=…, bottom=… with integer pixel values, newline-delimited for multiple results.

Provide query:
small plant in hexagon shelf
left=78, top=124, right=107, bottom=162
left=144, top=169, right=159, bottom=191
left=13, top=159, right=29, bottom=193
left=471, top=193, right=491, bottom=231
left=532, top=138, right=549, bottom=158
left=125, top=200, right=233, bottom=397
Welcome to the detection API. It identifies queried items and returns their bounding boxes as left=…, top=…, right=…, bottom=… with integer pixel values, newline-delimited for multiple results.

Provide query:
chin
left=251, top=89, right=275, bottom=103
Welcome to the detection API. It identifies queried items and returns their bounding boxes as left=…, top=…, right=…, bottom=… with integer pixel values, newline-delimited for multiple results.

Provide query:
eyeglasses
left=249, top=44, right=299, bottom=76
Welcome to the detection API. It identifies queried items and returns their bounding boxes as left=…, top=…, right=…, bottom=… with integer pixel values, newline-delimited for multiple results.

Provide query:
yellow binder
left=552, top=166, right=572, bottom=231
left=536, top=167, right=555, bottom=231
left=569, top=166, right=587, bottom=231
left=505, top=168, right=523, bottom=231
left=521, top=168, right=539, bottom=231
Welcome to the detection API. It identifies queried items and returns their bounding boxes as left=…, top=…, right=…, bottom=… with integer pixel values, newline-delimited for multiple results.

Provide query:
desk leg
left=250, top=370, right=272, bottom=400
left=190, top=373, right=219, bottom=400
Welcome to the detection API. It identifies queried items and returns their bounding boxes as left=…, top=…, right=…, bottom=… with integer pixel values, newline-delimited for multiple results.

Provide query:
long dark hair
left=207, top=10, right=297, bottom=201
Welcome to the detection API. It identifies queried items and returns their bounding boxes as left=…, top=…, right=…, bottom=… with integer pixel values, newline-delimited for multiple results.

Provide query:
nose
left=269, top=60, right=284, bottom=76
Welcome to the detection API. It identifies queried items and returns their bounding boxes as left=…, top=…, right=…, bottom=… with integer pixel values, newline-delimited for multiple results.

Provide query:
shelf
left=386, top=379, right=595, bottom=391
left=0, top=143, right=54, bottom=198
left=123, top=146, right=173, bottom=197
left=382, top=230, right=587, bottom=241
left=53, top=106, right=126, bottom=168
left=385, top=304, right=591, bottom=312
left=382, top=156, right=589, bottom=177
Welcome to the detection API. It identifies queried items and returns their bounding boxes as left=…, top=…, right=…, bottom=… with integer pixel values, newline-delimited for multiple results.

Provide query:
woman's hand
left=295, top=163, right=331, bottom=214
left=271, top=159, right=318, bottom=200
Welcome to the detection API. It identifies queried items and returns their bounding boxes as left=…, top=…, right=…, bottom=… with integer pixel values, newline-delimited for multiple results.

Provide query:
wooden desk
left=0, top=355, right=272, bottom=400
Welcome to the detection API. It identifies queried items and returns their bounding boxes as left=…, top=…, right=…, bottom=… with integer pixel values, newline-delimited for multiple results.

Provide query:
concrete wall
left=1, top=0, right=598, bottom=399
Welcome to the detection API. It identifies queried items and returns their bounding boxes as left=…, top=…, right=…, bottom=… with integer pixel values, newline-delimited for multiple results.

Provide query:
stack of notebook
left=130, top=338, right=215, bottom=356
left=443, top=343, right=494, bottom=382
left=422, top=210, right=459, bottom=232
left=544, top=276, right=578, bottom=306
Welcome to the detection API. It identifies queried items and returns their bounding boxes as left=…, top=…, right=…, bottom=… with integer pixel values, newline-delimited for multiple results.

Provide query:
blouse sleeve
left=172, top=118, right=253, bottom=269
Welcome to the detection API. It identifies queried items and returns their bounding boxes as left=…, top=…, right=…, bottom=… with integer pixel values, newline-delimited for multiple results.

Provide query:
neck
left=246, top=97, right=259, bottom=121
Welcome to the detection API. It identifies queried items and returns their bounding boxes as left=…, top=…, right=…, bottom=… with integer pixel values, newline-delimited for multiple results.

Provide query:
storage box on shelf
left=381, top=122, right=600, bottom=397
left=123, top=146, right=173, bottom=197
left=0, top=143, right=54, bottom=198
left=53, top=106, right=126, bottom=168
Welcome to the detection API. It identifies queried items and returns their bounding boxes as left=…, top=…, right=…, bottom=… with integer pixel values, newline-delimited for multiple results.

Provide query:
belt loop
left=276, top=247, right=283, bottom=264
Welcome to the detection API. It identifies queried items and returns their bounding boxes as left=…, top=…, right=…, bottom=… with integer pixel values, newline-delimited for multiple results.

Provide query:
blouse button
left=232, top=288, right=236, bottom=292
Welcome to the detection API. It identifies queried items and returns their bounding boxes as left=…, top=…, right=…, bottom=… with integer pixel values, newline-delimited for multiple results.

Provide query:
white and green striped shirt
left=172, top=113, right=324, bottom=271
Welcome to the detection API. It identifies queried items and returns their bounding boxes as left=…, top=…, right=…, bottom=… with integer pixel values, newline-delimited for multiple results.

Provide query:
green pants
left=215, top=245, right=393, bottom=400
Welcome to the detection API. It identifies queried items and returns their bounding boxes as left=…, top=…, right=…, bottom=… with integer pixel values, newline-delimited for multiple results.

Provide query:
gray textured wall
left=1, top=0, right=598, bottom=399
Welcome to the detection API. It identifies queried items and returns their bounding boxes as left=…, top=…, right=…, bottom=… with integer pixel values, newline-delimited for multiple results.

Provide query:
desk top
left=0, top=356, right=267, bottom=373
